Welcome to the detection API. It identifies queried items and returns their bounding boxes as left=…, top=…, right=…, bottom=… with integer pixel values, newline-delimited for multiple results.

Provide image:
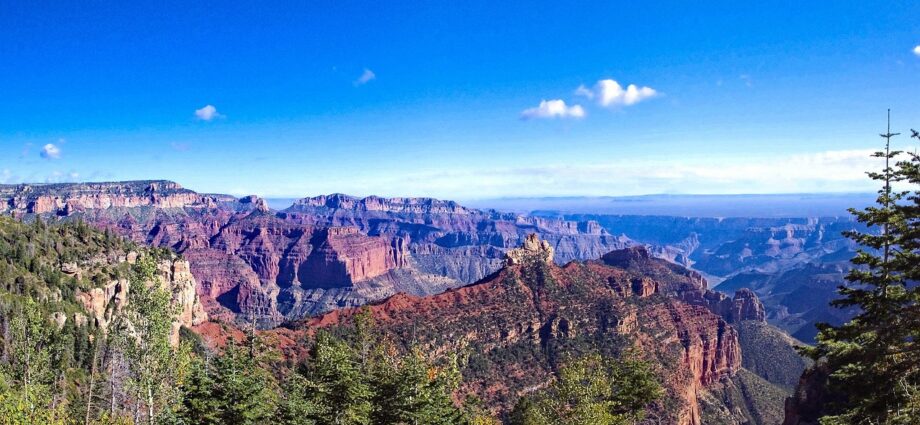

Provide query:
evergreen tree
left=803, top=117, right=920, bottom=424
left=509, top=353, right=662, bottom=425
left=370, top=348, right=465, bottom=425
left=176, top=356, right=223, bottom=425
left=299, top=331, right=373, bottom=425
left=177, top=340, right=279, bottom=425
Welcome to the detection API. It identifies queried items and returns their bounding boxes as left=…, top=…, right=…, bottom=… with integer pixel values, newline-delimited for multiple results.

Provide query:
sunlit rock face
left=74, top=256, right=207, bottom=346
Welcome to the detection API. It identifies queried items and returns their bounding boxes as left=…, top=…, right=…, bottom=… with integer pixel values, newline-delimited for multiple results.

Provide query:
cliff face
left=1, top=182, right=629, bottom=326
left=75, top=255, right=208, bottom=346
left=0, top=180, right=233, bottom=215
left=300, top=239, right=752, bottom=424
left=600, top=246, right=766, bottom=324
left=284, top=195, right=631, bottom=273
left=298, top=227, right=408, bottom=288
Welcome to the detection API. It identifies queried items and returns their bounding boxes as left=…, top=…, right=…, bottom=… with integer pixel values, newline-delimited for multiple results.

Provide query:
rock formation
left=0, top=180, right=233, bottom=216
left=565, top=213, right=862, bottom=342
left=75, top=255, right=207, bottom=346
left=600, top=246, right=767, bottom=324
left=295, top=237, right=771, bottom=424
left=504, top=233, right=554, bottom=265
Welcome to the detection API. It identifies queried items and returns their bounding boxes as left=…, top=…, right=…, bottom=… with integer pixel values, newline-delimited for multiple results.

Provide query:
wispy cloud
left=311, top=149, right=886, bottom=199
left=739, top=74, right=753, bottom=87
left=40, top=143, right=61, bottom=159
left=576, top=79, right=658, bottom=107
left=520, top=99, right=585, bottom=120
left=914, top=45, right=920, bottom=56
left=354, top=68, right=376, bottom=86
left=194, top=105, right=221, bottom=121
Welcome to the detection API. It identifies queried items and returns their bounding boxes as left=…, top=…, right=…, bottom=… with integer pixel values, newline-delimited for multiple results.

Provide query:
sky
left=1, top=1, right=920, bottom=200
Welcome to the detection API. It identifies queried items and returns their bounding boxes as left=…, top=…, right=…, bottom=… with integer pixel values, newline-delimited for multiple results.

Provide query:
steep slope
left=734, top=321, right=812, bottom=391
left=295, top=236, right=783, bottom=424
left=717, top=261, right=856, bottom=342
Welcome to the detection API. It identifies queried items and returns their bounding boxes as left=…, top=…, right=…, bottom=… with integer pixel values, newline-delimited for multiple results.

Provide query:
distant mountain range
left=461, top=193, right=876, bottom=218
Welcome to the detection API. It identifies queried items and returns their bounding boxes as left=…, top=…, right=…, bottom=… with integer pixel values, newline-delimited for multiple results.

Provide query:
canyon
left=284, top=235, right=786, bottom=424
left=1, top=181, right=632, bottom=326
left=0, top=180, right=823, bottom=423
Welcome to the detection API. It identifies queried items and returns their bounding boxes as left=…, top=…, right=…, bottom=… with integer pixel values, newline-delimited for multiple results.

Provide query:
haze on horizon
left=2, top=1, right=919, bottom=199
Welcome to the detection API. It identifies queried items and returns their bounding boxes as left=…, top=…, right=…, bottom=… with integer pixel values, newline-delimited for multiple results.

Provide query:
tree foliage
left=508, top=352, right=662, bottom=425
left=802, top=124, right=920, bottom=424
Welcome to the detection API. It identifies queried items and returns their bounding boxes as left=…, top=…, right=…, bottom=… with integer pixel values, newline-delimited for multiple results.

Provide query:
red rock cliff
left=298, top=241, right=743, bottom=424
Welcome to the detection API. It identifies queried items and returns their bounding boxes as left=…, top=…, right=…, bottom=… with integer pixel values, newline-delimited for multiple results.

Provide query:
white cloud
left=574, top=84, right=594, bottom=99
left=576, top=79, right=658, bottom=107
left=354, top=68, right=376, bottom=86
left=194, top=105, right=221, bottom=121
left=913, top=45, right=920, bottom=56
left=40, top=143, right=61, bottom=159
left=520, top=99, right=585, bottom=120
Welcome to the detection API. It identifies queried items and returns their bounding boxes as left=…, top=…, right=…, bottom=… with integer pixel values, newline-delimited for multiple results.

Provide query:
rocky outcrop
left=160, top=258, right=209, bottom=343
left=504, top=233, right=554, bottom=265
left=639, top=302, right=741, bottom=424
left=728, top=288, right=766, bottom=322
left=75, top=256, right=207, bottom=345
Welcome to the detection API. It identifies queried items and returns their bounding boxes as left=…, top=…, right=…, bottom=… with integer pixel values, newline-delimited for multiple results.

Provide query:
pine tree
left=370, top=347, right=465, bottom=425
left=803, top=114, right=920, bottom=424
left=208, top=340, right=279, bottom=424
left=300, top=331, right=373, bottom=425
left=508, top=353, right=662, bottom=425
left=175, top=333, right=278, bottom=425
left=177, top=356, right=223, bottom=425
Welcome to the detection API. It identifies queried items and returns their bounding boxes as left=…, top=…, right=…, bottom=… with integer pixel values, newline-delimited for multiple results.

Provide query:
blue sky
left=2, top=1, right=919, bottom=199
